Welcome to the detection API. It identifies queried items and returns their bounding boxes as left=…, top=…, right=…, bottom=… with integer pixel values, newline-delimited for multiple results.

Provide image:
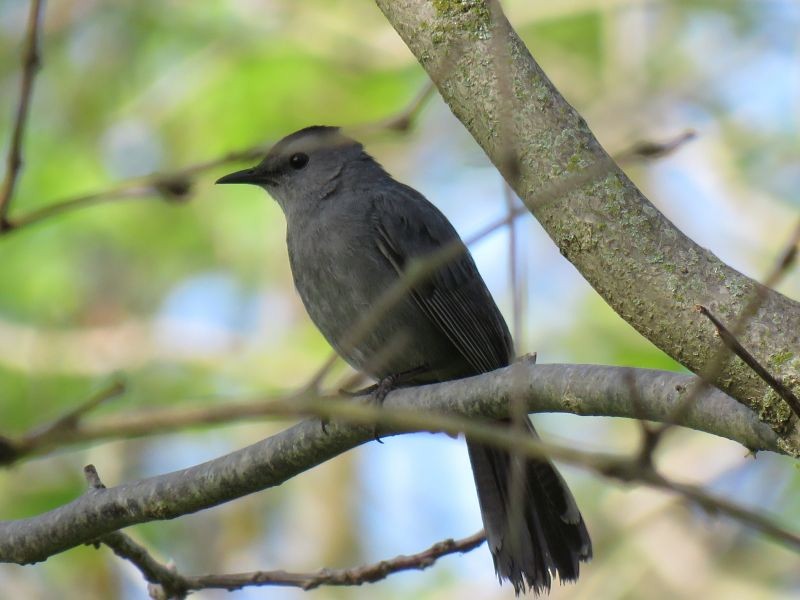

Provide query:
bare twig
left=0, top=80, right=435, bottom=235
left=697, top=305, right=800, bottom=419
left=23, top=380, right=126, bottom=445
left=8, top=176, right=194, bottom=232
left=0, top=0, right=45, bottom=230
left=622, top=369, right=660, bottom=468
left=183, top=530, right=484, bottom=592
left=98, top=511, right=482, bottom=598
left=618, top=130, right=697, bottom=161
left=84, top=466, right=189, bottom=599
left=88, top=463, right=484, bottom=598
left=102, top=532, right=188, bottom=600
left=357, top=80, right=436, bottom=133
left=503, top=182, right=523, bottom=346
left=600, top=461, right=800, bottom=551
left=487, top=0, right=521, bottom=185
left=647, top=217, right=800, bottom=448
left=0, top=379, right=126, bottom=466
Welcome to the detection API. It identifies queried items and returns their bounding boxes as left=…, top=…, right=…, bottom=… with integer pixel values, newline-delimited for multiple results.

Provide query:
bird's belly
left=289, top=240, right=459, bottom=382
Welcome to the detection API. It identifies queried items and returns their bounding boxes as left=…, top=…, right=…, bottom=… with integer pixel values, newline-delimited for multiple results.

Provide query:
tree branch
left=100, top=515, right=484, bottom=598
left=373, top=0, right=800, bottom=454
left=0, top=0, right=45, bottom=230
left=0, top=364, right=780, bottom=466
left=0, top=363, right=784, bottom=565
left=0, top=79, right=434, bottom=235
left=697, top=304, right=800, bottom=418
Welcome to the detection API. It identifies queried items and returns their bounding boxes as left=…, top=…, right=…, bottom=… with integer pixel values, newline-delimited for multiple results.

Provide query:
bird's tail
left=466, top=420, right=592, bottom=595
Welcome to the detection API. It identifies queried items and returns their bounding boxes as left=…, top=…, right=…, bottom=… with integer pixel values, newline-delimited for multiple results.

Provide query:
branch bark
left=373, top=0, right=800, bottom=455
left=0, top=363, right=781, bottom=565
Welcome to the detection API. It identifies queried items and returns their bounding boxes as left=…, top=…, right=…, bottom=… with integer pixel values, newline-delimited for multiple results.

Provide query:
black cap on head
left=216, top=126, right=359, bottom=186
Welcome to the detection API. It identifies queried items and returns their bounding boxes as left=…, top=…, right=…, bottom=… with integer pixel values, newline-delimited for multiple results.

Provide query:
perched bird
left=217, top=126, right=591, bottom=594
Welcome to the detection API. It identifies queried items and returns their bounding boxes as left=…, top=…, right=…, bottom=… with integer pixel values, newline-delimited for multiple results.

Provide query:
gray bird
left=217, top=126, right=591, bottom=595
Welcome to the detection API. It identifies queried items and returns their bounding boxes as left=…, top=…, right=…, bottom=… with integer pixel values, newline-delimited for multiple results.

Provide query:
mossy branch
left=374, top=0, right=800, bottom=455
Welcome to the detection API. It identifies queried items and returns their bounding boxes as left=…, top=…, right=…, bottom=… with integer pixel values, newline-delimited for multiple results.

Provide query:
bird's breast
left=285, top=215, right=458, bottom=380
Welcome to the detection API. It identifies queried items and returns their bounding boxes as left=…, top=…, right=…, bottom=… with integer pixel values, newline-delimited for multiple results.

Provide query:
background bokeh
left=0, top=0, right=798, bottom=598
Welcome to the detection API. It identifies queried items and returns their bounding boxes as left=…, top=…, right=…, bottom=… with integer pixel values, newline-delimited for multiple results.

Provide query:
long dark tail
left=467, top=421, right=592, bottom=595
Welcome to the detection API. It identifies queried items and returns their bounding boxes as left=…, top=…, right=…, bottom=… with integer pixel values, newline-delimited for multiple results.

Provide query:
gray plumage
left=217, top=126, right=592, bottom=595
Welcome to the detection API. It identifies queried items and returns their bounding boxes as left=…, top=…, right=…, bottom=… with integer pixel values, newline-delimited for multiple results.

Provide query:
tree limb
left=0, top=363, right=783, bottom=565
left=373, top=0, right=800, bottom=455
left=100, top=518, right=484, bottom=598
left=0, top=363, right=780, bottom=465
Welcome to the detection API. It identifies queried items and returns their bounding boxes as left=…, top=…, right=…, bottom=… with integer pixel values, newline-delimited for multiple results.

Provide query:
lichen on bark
left=375, top=0, right=800, bottom=454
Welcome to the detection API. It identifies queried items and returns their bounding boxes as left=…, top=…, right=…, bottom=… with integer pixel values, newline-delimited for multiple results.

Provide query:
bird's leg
left=364, top=373, right=399, bottom=443
left=372, top=373, right=399, bottom=405
left=338, top=366, right=428, bottom=441
left=339, top=364, right=427, bottom=397
left=339, top=382, right=379, bottom=397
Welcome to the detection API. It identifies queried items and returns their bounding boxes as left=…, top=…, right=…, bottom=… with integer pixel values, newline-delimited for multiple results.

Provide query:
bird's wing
left=368, top=183, right=513, bottom=374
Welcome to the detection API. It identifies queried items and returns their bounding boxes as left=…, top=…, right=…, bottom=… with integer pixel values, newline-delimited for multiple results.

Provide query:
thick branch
left=0, top=364, right=781, bottom=564
left=373, top=0, right=800, bottom=454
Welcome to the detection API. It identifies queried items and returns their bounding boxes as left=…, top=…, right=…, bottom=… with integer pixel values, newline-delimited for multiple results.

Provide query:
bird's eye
left=289, top=153, right=309, bottom=170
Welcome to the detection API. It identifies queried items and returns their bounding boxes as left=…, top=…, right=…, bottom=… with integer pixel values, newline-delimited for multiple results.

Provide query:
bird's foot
left=372, top=374, right=398, bottom=405
left=338, top=374, right=400, bottom=442
left=366, top=374, right=399, bottom=443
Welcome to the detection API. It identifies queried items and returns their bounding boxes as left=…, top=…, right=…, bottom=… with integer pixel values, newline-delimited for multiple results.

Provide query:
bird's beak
left=216, top=167, right=260, bottom=185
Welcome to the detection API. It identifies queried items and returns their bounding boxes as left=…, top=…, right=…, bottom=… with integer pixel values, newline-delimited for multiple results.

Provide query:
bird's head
left=216, top=126, right=364, bottom=215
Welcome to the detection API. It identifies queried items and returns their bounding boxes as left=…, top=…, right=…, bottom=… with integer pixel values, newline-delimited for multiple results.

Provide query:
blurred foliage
left=0, top=1, right=798, bottom=599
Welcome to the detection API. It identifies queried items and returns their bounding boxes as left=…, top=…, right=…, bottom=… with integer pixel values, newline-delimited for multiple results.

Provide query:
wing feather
left=370, top=186, right=513, bottom=375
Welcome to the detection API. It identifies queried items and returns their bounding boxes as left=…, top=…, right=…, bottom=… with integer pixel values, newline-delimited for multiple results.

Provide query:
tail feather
left=467, top=420, right=591, bottom=595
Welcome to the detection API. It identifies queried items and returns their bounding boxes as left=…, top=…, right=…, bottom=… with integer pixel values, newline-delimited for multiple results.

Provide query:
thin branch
left=106, top=527, right=484, bottom=598
left=487, top=0, right=521, bottom=185
left=86, top=446, right=488, bottom=600
left=0, top=80, right=435, bottom=235
left=503, top=182, right=523, bottom=347
left=647, top=216, right=800, bottom=450
left=622, top=369, right=660, bottom=468
left=23, top=380, right=126, bottom=445
left=0, top=0, right=45, bottom=230
left=617, top=130, right=697, bottom=161
left=85, top=466, right=189, bottom=600
left=102, top=532, right=187, bottom=600
left=8, top=177, right=194, bottom=231
left=603, top=463, right=800, bottom=551
left=697, top=305, right=800, bottom=419
left=356, top=80, right=436, bottom=133
left=0, top=379, right=126, bottom=466
left=184, top=530, right=485, bottom=592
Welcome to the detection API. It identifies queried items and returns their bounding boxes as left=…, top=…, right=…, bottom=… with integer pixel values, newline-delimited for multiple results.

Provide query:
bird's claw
left=368, top=374, right=398, bottom=443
